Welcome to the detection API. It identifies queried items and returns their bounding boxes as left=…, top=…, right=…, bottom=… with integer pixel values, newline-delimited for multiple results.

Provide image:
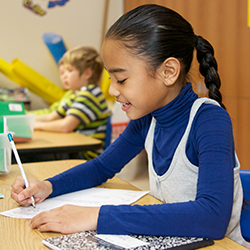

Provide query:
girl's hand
left=29, top=205, right=100, bottom=234
left=11, top=176, right=52, bottom=206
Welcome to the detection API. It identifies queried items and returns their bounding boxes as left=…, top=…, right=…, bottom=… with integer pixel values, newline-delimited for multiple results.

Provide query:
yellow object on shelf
left=0, top=58, right=25, bottom=87
left=12, top=59, right=65, bottom=104
left=0, top=57, right=65, bottom=104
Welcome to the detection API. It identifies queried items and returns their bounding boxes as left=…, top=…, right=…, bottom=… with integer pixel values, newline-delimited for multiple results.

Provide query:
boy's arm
left=35, top=111, right=61, bottom=122
left=34, top=114, right=80, bottom=133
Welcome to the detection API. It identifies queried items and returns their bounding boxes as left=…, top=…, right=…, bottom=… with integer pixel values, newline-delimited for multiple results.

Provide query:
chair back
left=240, top=170, right=250, bottom=242
left=104, top=116, right=112, bottom=150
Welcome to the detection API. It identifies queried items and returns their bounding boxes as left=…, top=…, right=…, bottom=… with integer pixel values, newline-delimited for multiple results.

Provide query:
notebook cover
left=0, top=118, right=11, bottom=173
left=3, top=113, right=35, bottom=140
left=0, top=102, right=25, bottom=116
left=42, top=231, right=214, bottom=250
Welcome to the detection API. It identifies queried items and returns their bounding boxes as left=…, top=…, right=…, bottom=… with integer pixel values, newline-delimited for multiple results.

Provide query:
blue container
left=42, top=33, right=67, bottom=65
left=240, top=170, right=250, bottom=242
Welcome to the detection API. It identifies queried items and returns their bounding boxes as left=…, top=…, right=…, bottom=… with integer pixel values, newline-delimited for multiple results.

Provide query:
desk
left=0, top=160, right=247, bottom=250
left=16, top=131, right=102, bottom=154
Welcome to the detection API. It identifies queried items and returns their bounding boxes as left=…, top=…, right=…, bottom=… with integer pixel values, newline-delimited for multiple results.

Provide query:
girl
left=11, top=4, right=249, bottom=248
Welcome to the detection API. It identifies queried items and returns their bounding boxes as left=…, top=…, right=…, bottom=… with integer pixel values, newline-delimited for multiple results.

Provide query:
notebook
left=0, top=102, right=35, bottom=142
left=0, top=118, right=11, bottom=173
left=42, top=230, right=214, bottom=250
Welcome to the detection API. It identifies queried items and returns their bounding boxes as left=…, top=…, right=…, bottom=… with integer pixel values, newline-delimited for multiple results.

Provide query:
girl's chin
left=125, top=112, right=141, bottom=121
left=121, top=104, right=145, bottom=120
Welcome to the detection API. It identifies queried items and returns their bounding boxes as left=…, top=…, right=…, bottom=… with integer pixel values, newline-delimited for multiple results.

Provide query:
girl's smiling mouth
left=121, top=103, right=131, bottom=112
left=116, top=100, right=131, bottom=112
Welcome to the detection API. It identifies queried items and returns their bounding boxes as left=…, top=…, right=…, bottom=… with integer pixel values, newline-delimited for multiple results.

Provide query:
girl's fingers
left=29, top=205, right=99, bottom=234
left=37, top=222, right=63, bottom=233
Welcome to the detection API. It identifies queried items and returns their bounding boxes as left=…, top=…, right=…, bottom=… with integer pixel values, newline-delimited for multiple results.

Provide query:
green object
left=0, top=117, right=5, bottom=172
left=0, top=101, right=25, bottom=116
left=4, top=114, right=35, bottom=139
left=0, top=101, right=35, bottom=140
left=0, top=116, right=3, bottom=133
left=0, top=102, right=31, bottom=172
left=0, top=123, right=11, bottom=173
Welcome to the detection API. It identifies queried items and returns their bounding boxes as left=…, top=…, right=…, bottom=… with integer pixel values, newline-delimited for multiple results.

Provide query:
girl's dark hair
left=106, top=4, right=225, bottom=109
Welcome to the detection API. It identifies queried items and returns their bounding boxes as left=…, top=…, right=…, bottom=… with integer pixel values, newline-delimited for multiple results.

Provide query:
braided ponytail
left=195, top=35, right=225, bottom=109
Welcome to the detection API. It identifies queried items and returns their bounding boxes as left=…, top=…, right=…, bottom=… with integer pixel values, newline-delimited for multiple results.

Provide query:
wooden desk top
left=15, top=131, right=102, bottom=154
left=0, top=160, right=248, bottom=250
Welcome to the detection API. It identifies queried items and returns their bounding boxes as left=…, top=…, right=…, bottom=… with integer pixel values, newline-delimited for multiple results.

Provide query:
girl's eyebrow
left=106, top=67, right=127, bottom=74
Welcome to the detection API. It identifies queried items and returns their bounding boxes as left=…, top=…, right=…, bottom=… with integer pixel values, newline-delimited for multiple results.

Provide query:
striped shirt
left=57, top=84, right=111, bottom=146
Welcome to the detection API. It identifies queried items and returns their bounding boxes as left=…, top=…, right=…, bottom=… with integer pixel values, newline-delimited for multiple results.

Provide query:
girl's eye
left=117, top=79, right=126, bottom=84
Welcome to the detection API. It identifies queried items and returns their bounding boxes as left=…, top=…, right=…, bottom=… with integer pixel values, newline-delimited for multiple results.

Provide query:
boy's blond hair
left=59, top=46, right=103, bottom=85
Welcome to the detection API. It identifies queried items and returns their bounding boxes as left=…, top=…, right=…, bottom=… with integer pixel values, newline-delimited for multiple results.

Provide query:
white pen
left=7, top=133, right=36, bottom=208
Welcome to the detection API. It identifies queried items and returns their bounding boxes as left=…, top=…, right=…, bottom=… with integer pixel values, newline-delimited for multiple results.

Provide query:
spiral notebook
left=42, top=230, right=214, bottom=250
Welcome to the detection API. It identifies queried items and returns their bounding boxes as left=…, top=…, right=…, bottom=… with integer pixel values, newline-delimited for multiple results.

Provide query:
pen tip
left=32, top=199, right=36, bottom=208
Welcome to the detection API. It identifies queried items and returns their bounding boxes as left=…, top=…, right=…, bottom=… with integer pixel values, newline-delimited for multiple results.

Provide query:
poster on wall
left=23, top=0, right=70, bottom=16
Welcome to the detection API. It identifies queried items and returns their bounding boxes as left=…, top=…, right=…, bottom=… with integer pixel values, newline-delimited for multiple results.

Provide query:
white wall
left=0, top=0, right=123, bottom=110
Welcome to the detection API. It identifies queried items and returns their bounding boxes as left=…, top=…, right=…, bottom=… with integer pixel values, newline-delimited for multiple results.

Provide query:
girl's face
left=102, top=39, right=177, bottom=120
left=59, top=63, right=88, bottom=92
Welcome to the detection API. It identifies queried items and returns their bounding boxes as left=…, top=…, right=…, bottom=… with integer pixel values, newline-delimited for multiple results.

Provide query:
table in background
left=14, top=131, right=102, bottom=162
left=0, top=160, right=247, bottom=250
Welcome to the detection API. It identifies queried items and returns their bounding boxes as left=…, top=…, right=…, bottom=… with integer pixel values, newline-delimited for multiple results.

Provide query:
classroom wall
left=0, top=0, right=123, bottom=110
left=124, top=0, right=250, bottom=170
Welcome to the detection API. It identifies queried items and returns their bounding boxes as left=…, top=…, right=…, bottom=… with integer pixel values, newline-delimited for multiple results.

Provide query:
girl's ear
left=159, top=57, right=181, bottom=87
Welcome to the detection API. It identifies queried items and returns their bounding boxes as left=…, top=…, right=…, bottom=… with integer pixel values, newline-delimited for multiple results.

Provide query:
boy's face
left=59, top=64, right=88, bottom=92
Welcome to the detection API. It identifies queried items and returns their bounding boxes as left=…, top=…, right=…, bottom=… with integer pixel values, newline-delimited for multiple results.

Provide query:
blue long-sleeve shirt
left=47, top=83, right=235, bottom=240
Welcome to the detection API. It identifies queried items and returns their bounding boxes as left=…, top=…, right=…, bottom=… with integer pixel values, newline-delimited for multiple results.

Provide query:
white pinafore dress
left=144, top=98, right=249, bottom=248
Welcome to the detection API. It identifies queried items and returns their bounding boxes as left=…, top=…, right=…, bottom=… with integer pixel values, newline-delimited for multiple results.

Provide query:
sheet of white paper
left=0, top=188, right=148, bottom=219
left=96, top=234, right=150, bottom=249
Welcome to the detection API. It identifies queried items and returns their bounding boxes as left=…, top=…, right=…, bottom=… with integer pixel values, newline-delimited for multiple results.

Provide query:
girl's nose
left=109, top=81, right=120, bottom=97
